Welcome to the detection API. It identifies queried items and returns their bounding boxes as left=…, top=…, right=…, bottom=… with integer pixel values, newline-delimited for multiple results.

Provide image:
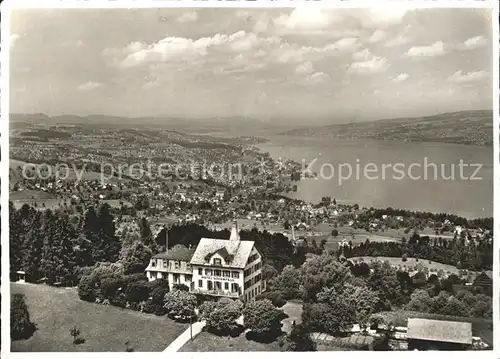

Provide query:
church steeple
left=229, top=219, right=240, bottom=241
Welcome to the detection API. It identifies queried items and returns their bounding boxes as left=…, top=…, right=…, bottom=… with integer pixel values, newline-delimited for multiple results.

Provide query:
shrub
left=199, top=298, right=243, bottom=335
left=78, top=276, right=96, bottom=302
left=243, top=299, right=284, bottom=341
left=11, top=294, right=36, bottom=340
left=164, top=289, right=197, bottom=321
left=256, top=291, right=286, bottom=308
left=124, top=281, right=149, bottom=303
left=172, top=283, right=189, bottom=292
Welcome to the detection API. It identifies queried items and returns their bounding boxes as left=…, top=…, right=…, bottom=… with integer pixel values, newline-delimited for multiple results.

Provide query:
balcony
left=191, top=288, right=241, bottom=298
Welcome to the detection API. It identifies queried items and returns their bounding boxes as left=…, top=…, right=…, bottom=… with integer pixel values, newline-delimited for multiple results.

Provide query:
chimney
left=229, top=219, right=240, bottom=241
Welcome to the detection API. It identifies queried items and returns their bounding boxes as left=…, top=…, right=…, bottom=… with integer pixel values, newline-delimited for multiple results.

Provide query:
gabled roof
left=190, top=237, right=255, bottom=268
left=152, top=246, right=196, bottom=262
left=407, top=318, right=472, bottom=345
left=474, top=271, right=493, bottom=286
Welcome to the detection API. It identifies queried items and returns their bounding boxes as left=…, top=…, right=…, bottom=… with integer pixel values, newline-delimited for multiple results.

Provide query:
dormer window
left=213, top=258, right=222, bottom=266
left=151, top=260, right=156, bottom=267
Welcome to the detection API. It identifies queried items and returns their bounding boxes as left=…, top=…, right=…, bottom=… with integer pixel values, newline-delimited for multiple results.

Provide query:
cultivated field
left=11, top=283, right=187, bottom=352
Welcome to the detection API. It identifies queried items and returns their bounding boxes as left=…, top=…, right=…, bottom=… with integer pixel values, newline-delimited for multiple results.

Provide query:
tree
left=138, top=216, right=154, bottom=248
left=302, top=300, right=355, bottom=335
left=402, top=253, right=407, bottom=262
left=269, top=265, right=303, bottom=300
left=70, top=325, right=81, bottom=344
left=443, top=297, right=468, bottom=317
left=331, top=229, right=339, bottom=238
left=120, top=241, right=153, bottom=275
left=243, top=299, right=284, bottom=340
left=300, top=253, right=352, bottom=302
left=199, top=298, right=243, bottom=335
left=367, top=261, right=403, bottom=309
left=11, top=294, right=36, bottom=340
left=164, top=289, right=197, bottom=320
left=342, top=283, right=380, bottom=328
left=279, top=323, right=316, bottom=351
left=406, top=290, right=432, bottom=312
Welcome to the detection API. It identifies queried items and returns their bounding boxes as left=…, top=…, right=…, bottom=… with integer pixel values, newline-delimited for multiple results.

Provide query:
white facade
left=145, top=249, right=194, bottom=291
left=145, top=221, right=265, bottom=301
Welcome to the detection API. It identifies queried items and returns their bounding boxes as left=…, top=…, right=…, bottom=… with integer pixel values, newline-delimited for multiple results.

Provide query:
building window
left=205, top=269, right=213, bottom=276
left=151, top=271, right=157, bottom=279
left=215, top=281, right=222, bottom=291
left=151, top=260, right=156, bottom=267
left=175, top=261, right=180, bottom=270
left=185, top=275, right=192, bottom=282
left=198, top=280, right=203, bottom=288
left=223, top=270, right=230, bottom=278
left=163, top=260, right=167, bottom=267
left=174, top=274, right=180, bottom=283
left=231, top=271, right=239, bottom=278
left=214, top=258, right=222, bottom=265
left=231, top=283, right=238, bottom=293
left=207, top=281, right=213, bottom=290
left=214, top=269, right=221, bottom=277
left=224, top=282, right=229, bottom=290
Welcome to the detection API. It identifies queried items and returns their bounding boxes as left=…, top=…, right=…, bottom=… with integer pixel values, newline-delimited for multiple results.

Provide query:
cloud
left=274, top=7, right=334, bottom=32
left=177, top=11, right=198, bottom=23
left=358, top=9, right=409, bottom=28
left=369, top=30, right=387, bottom=44
left=405, top=41, right=446, bottom=57
left=110, top=31, right=254, bottom=68
left=459, top=35, right=487, bottom=50
left=10, top=34, right=20, bottom=47
left=295, top=61, right=314, bottom=75
left=304, top=72, right=330, bottom=84
left=273, top=8, right=410, bottom=35
left=348, top=49, right=388, bottom=74
left=384, top=34, right=409, bottom=47
left=271, top=37, right=360, bottom=65
left=77, top=81, right=102, bottom=91
left=448, top=70, right=488, bottom=83
left=392, top=73, right=409, bottom=82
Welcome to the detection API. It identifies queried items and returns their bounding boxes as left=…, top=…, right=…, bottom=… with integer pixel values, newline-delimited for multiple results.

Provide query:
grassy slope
left=284, top=110, right=492, bottom=146
left=349, top=256, right=462, bottom=275
left=11, top=283, right=187, bottom=352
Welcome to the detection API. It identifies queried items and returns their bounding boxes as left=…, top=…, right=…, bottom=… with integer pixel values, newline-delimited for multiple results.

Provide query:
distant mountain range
left=9, top=110, right=493, bottom=146
left=9, top=113, right=291, bottom=137
left=282, top=110, right=493, bottom=146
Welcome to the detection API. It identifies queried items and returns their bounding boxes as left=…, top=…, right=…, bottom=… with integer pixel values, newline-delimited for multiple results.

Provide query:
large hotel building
left=145, top=221, right=265, bottom=301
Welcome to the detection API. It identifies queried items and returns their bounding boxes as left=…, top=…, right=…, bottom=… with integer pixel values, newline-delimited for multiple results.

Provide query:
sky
left=9, top=7, right=493, bottom=123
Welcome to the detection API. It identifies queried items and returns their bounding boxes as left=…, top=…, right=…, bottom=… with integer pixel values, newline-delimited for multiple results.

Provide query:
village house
left=145, top=245, right=196, bottom=291
left=406, top=318, right=472, bottom=351
left=145, top=221, right=265, bottom=301
left=190, top=221, right=265, bottom=301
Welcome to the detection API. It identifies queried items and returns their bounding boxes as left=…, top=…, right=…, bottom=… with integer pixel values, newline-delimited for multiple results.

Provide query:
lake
left=257, top=136, right=493, bottom=219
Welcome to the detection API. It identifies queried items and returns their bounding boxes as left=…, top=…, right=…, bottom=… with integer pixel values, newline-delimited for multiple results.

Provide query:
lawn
left=179, top=331, right=281, bottom=352
left=280, top=300, right=303, bottom=334
left=11, top=283, right=188, bottom=352
left=349, top=256, right=462, bottom=275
